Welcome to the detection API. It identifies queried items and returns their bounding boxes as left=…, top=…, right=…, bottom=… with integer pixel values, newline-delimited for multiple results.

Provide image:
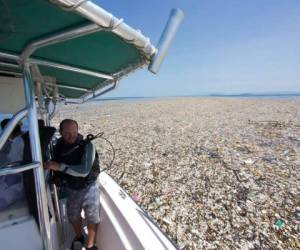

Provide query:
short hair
left=1, top=118, right=21, bottom=134
left=38, top=119, right=45, bottom=128
left=1, top=118, right=10, bottom=129
left=59, top=119, right=78, bottom=132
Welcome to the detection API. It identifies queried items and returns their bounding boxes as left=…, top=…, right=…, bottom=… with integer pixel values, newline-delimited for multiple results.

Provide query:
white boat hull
left=97, top=172, right=178, bottom=250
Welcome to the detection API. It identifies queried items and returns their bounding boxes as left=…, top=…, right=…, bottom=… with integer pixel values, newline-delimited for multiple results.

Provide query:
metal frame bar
left=0, top=62, right=19, bottom=69
left=0, top=51, right=113, bottom=80
left=21, top=23, right=103, bottom=60
left=0, top=162, right=40, bottom=176
left=45, top=82, right=91, bottom=92
left=0, top=70, right=22, bottom=76
left=0, top=52, right=16, bottom=61
left=65, top=61, right=144, bottom=103
left=93, top=82, right=117, bottom=98
left=0, top=51, right=145, bottom=103
left=81, top=81, right=115, bottom=102
left=0, top=108, right=28, bottom=150
left=31, top=58, right=113, bottom=80
left=31, top=65, right=46, bottom=116
left=23, top=63, right=52, bottom=250
left=81, top=61, right=145, bottom=102
left=34, top=67, right=65, bottom=245
left=51, top=183, right=64, bottom=242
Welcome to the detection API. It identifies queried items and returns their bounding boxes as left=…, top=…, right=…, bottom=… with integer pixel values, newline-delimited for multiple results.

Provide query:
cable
left=98, top=135, right=115, bottom=173
left=60, top=132, right=116, bottom=172
left=85, top=132, right=116, bottom=172
left=87, top=133, right=116, bottom=173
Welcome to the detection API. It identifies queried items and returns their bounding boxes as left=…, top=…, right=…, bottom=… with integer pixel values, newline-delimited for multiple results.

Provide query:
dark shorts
left=66, top=182, right=101, bottom=224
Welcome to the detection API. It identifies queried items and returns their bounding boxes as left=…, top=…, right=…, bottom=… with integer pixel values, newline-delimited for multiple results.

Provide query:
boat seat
left=0, top=198, right=43, bottom=250
left=0, top=215, right=43, bottom=250
left=0, top=198, right=29, bottom=225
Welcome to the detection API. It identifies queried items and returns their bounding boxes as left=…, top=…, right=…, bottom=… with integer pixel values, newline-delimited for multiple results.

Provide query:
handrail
left=51, top=183, right=65, bottom=243
left=0, top=108, right=28, bottom=150
left=0, top=51, right=114, bottom=80
left=0, top=162, right=40, bottom=176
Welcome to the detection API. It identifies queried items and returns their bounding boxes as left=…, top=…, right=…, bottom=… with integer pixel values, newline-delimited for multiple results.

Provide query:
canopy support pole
left=0, top=51, right=113, bottom=80
left=20, top=23, right=103, bottom=60
left=23, top=63, right=53, bottom=250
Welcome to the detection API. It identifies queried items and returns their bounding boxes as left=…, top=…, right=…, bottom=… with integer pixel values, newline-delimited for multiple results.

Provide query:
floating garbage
left=162, top=187, right=177, bottom=196
left=53, top=98, right=300, bottom=249
left=295, top=209, right=300, bottom=221
left=273, top=219, right=285, bottom=230
left=244, top=159, right=255, bottom=164
left=132, top=192, right=142, bottom=202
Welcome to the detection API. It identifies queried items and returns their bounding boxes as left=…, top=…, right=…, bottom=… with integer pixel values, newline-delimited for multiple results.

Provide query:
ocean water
left=93, top=94, right=300, bottom=103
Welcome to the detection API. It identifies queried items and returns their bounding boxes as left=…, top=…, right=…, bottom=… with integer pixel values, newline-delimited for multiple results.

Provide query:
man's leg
left=72, top=218, right=83, bottom=238
left=87, top=223, right=98, bottom=248
left=67, top=188, right=85, bottom=249
left=84, top=183, right=101, bottom=249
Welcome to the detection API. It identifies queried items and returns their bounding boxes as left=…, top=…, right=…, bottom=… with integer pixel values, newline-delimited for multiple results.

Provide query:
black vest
left=53, top=135, right=100, bottom=190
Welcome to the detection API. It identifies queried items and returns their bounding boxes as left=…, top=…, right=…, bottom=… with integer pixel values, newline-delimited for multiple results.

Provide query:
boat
left=0, top=0, right=184, bottom=249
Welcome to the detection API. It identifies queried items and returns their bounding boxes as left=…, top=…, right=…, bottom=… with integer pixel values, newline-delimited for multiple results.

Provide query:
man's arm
left=46, top=142, right=96, bottom=177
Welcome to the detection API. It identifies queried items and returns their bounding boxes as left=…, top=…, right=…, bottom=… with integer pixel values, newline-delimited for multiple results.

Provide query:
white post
left=23, top=63, right=52, bottom=250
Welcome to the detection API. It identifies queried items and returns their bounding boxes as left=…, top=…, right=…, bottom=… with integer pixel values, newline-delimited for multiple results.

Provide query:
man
left=0, top=119, right=25, bottom=210
left=45, top=119, right=100, bottom=250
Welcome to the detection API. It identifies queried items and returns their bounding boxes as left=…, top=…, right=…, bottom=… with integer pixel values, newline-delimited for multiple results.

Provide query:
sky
left=96, top=0, right=300, bottom=97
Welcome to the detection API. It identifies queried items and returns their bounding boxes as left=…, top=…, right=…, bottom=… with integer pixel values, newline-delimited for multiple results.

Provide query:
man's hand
left=44, top=161, right=60, bottom=171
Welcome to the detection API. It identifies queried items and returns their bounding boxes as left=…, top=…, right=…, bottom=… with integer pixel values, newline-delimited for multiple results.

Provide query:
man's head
left=0, top=119, right=10, bottom=130
left=59, top=119, right=78, bottom=144
left=1, top=118, right=22, bottom=138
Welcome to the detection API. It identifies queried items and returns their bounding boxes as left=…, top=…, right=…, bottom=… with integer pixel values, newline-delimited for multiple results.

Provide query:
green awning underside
left=0, top=0, right=147, bottom=98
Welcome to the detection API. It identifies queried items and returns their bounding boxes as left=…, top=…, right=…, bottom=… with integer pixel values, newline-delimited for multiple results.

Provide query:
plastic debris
left=53, top=98, right=300, bottom=249
left=273, top=219, right=285, bottom=230
left=162, top=187, right=177, bottom=196
left=295, top=209, right=300, bottom=221
left=155, top=197, right=160, bottom=204
left=131, top=192, right=141, bottom=202
left=244, top=159, right=255, bottom=164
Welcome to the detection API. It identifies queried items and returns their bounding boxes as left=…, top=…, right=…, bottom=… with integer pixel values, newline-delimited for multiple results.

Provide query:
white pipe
left=31, top=58, right=113, bottom=80
left=0, top=162, right=40, bottom=176
left=148, top=8, right=184, bottom=74
left=0, top=108, right=28, bottom=150
left=53, top=0, right=156, bottom=57
left=23, top=64, right=53, bottom=250
left=20, top=23, right=103, bottom=61
left=0, top=51, right=113, bottom=80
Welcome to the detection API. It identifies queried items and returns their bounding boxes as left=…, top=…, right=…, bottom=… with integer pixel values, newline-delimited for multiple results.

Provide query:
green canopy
left=0, top=0, right=155, bottom=99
